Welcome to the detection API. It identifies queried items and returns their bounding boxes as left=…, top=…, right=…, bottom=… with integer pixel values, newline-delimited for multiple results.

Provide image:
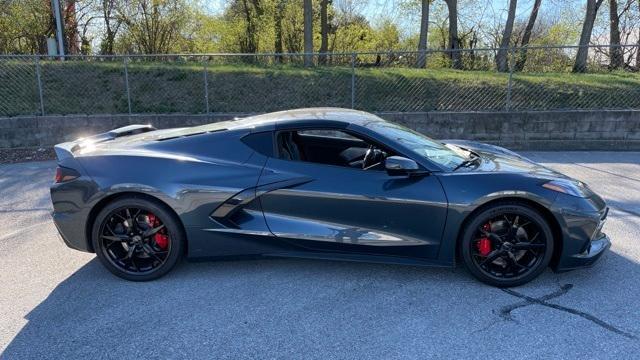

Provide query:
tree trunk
left=64, top=0, right=79, bottom=54
left=514, top=0, right=542, bottom=71
left=609, top=0, right=623, bottom=69
left=445, top=0, right=461, bottom=69
left=416, top=0, right=430, bottom=68
left=103, top=21, right=114, bottom=54
left=319, top=0, right=330, bottom=64
left=303, top=0, right=313, bottom=67
left=637, top=32, right=640, bottom=70
left=573, top=0, right=605, bottom=73
left=274, top=0, right=285, bottom=63
left=637, top=1, right=640, bottom=70
left=496, top=0, right=517, bottom=72
left=101, top=0, right=118, bottom=55
left=240, top=0, right=258, bottom=53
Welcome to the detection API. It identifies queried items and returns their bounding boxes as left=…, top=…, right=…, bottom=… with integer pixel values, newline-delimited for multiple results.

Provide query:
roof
left=145, top=108, right=386, bottom=142
left=231, top=107, right=387, bottom=129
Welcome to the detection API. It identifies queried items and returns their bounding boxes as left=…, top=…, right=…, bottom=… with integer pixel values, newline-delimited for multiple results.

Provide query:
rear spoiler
left=54, top=124, right=156, bottom=161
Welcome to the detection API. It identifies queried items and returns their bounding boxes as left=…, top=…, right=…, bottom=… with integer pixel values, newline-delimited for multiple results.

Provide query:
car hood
left=442, top=139, right=568, bottom=179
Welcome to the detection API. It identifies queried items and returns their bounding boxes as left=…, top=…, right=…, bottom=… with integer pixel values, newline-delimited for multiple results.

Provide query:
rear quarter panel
left=51, top=129, right=266, bottom=253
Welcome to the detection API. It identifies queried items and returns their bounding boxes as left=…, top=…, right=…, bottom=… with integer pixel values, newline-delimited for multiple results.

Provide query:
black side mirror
left=385, top=156, right=425, bottom=176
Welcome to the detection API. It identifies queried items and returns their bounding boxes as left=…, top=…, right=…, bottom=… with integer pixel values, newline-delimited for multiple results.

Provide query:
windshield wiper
left=452, top=155, right=480, bottom=171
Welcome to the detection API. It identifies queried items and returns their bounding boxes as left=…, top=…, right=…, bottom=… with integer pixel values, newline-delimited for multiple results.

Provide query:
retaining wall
left=1, top=110, right=639, bottom=150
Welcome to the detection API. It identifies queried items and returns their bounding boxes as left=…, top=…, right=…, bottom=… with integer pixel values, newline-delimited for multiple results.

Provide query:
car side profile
left=50, top=108, right=610, bottom=287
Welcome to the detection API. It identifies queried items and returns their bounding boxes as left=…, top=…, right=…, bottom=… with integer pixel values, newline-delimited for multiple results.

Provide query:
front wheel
left=91, top=197, right=184, bottom=281
left=460, top=203, right=554, bottom=287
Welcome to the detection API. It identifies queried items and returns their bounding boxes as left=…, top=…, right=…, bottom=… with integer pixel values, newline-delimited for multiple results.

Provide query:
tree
left=495, top=0, right=517, bottom=72
left=100, top=0, right=120, bottom=55
left=514, top=0, right=542, bottom=71
left=304, top=0, right=313, bottom=66
left=327, top=13, right=376, bottom=54
left=115, top=0, right=190, bottom=54
left=64, top=0, right=80, bottom=54
left=319, top=0, right=331, bottom=64
left=444, top=0, right=461, bottom=69
left=416, top=0, right=430, bottom=68
left=375, top=19, right=401, bottom=50
left=237, top=0, right=262, bottom=53
left=0, top=0, right=55, bottom=54
left=282, top=0, right=304, bottom=53
left=637, top=0, right=640, bottom=69
left=274, top=0, right=285, bottom=62
left=573, top=0, right=605, bottom=73
left=609, top=0, right=624, bottom=69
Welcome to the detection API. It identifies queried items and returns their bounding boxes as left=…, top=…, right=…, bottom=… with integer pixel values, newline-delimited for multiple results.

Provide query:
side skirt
left=186, top=250, right=455, bottom=268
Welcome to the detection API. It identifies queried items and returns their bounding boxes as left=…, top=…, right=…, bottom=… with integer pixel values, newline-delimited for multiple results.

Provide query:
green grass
left=1, top=60, right=639, bottom=116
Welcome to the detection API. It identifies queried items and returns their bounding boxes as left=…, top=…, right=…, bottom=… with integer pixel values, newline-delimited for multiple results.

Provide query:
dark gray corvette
left=50, top=108, right=610, bottom=286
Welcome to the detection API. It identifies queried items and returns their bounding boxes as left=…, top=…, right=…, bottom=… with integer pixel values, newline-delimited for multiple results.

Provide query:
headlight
left=542, top=179, right=592, bottom=198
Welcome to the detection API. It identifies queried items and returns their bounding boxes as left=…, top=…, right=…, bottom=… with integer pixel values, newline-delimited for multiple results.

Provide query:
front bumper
left=555, top=232, right=611, bottom=271
left=551, top=191, right=610, bottom=271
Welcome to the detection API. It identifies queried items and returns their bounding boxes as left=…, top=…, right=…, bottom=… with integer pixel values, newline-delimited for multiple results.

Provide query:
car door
left=256, top=129, right=449, bottom=260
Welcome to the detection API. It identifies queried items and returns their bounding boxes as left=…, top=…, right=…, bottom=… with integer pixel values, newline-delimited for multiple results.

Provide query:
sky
left=202, top=0, right=587, bottom=32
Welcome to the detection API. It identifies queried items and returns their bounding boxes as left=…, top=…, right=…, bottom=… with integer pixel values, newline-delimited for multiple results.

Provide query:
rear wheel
left=460, top=203, right=553, bottom=287
left=91, top=197, right=184, bottom=281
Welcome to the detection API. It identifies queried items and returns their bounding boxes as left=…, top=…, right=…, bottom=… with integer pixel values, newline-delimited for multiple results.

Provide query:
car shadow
left=0, top=256, right=464, bottom=358
left=3, top=248, right=640, bottom=358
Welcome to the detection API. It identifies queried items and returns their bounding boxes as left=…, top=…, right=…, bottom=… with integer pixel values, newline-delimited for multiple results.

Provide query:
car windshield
left=371, top=122, right=469, bottom=170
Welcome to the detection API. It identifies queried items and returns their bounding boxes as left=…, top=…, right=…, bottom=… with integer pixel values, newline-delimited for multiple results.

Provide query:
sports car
left=50, top=108, right=610, bottom=287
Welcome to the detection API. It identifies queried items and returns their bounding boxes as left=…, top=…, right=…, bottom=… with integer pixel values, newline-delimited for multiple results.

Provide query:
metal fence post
left=203, top=58, right=210, bottom=114
left=123, top=57, right=132, bottom=114
left=34, top=55, right=45, bottom=116
left=505, top=47, right=514, bottom=111
left=350, top=53, right=356, bottom=109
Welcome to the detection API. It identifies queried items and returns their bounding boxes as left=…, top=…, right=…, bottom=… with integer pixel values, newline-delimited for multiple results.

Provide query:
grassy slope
left=0, top=61, right=639, bottom=116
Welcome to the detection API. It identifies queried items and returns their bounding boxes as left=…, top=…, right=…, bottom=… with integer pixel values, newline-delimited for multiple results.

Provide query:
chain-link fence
left=1, top=44, right=639, bottom=117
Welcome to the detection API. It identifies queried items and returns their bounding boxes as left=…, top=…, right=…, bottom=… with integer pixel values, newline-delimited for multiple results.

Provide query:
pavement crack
left=570, top=163, right=640, bottom=184
left=500, top=284, right=637, bottom=340
left=499, top=284, right=572, bottom=321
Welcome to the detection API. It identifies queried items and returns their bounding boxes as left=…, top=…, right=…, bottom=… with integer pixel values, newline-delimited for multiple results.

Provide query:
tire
left=91, top=196, right=184, bottom=281
left=460, top=202, right=554, bottom=287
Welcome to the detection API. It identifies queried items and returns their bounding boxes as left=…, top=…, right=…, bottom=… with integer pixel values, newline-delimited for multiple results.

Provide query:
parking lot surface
left=1, top=152, right=639, bottom=359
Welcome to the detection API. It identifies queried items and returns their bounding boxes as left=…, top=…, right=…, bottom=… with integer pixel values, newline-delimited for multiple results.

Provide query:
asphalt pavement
left=1, top=152, right=639, bottom=359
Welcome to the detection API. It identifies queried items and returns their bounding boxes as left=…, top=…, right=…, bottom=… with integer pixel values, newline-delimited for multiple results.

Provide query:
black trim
left=210, top=177, right=314, bottom=228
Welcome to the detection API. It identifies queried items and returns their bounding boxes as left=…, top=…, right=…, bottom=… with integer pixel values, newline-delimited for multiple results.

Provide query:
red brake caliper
left=147, top=214, right=168, bottom=250
left=477, top=223, right=492, bottom=256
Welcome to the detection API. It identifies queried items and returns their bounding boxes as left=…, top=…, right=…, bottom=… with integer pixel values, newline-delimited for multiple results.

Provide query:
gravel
left=0, top=148, right=56, bottom=164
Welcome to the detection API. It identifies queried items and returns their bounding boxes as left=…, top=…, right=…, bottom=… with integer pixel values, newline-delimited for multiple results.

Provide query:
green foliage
left=0, top=0, right=612, bottom=58
left=114, top=0, right=193, bottom=54
left=0, top=0, right=53, bottom=54
left=373, top=20, right=402, bottom=51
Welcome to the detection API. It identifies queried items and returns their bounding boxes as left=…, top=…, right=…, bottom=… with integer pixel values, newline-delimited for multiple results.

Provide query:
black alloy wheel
left=92, top=197, right=183, bottom=281
left=461, top=202, right=554, bottom=287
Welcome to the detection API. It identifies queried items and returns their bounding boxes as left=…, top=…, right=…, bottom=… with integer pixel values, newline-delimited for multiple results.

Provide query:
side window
left=242, top=131, right=274, bottom=157
left=297, top=129, right=360, bottom=141
left=277, top=128, right=391, bottom=170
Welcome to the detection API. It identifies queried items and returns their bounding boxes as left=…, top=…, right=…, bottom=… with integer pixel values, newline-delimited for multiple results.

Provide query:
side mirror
left=385, top=156, right=424, bottom=176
